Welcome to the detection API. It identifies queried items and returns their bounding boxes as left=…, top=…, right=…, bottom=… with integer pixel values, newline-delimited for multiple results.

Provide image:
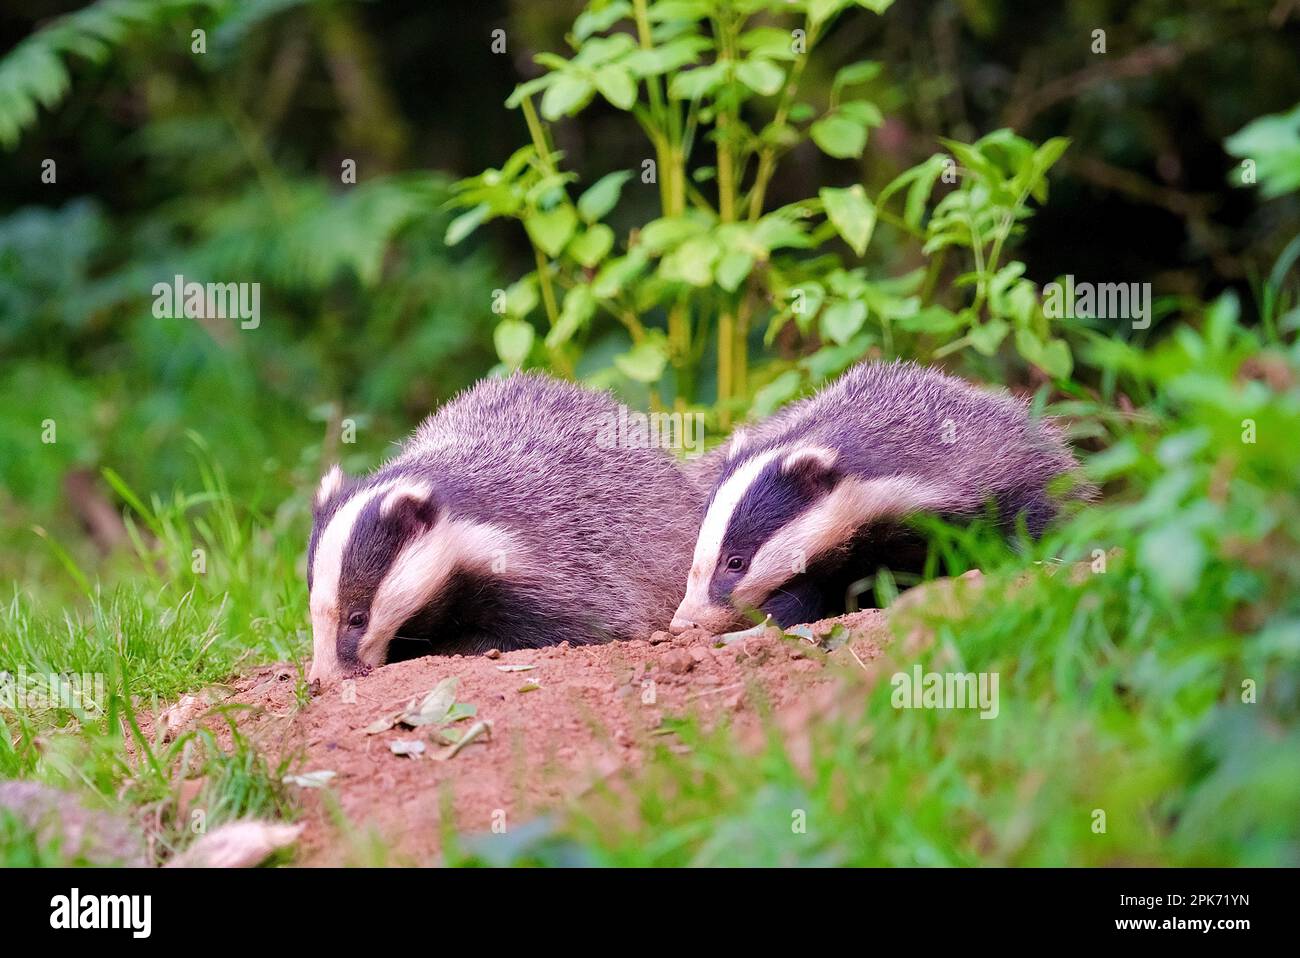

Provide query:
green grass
left=0, top=443, right=310, bottom=865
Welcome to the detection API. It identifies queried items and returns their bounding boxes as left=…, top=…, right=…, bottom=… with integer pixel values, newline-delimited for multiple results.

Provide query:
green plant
left=448, top=0, right=1070, bottom=425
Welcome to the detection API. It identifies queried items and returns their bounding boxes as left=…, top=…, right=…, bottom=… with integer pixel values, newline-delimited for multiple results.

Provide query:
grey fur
left=310, top=372, right=702, bottom=664
left=714, top=360, right=1083, bottom=519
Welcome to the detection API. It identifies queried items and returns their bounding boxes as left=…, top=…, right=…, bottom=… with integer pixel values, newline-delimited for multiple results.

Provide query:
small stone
left=613, top=728, right=634, bottom=747
left=484, top=648, right=501, bottom=659
left=662, top=649, right=695, bottom=674
left=688, top=646, right=710, bottom=663
left=649, top=631, right=672, bottom=645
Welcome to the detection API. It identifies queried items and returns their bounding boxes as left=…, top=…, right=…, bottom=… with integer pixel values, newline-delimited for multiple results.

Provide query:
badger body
left=672, top=361, right=1084, bottom=633
left=308, top=373, right=702, bottom=682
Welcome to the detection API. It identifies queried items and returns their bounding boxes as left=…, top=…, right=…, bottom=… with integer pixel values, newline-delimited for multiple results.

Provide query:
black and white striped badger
left=307, top=373, right=702, bottom=683
left=671, top=361, right=1084, bottom=634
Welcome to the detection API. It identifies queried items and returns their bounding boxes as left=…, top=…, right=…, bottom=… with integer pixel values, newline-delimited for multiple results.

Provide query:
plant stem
left=520, top=95, right=556, bottom=176
left=747, top=19, right=817, bottom=222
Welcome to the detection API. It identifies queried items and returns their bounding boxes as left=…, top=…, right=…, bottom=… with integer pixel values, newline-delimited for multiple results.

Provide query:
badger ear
left=727, top=429, right=750, bottom=460
left=314, top=464, right=347, bottom=512
left=379, top=481, right=439, bottom=532
left=780, top=446, right=840, bottom=495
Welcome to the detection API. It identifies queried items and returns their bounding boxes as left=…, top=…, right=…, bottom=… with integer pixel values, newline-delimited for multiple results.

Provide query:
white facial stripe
left=307, top=481, right=394, bottom=683
left=734, top=475, right=953, bottom=608
left=682, top=448, right=785, bottom=610
left=356, top=519, right=523, bottom=666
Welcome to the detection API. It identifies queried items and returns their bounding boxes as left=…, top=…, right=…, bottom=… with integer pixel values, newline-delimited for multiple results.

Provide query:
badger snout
left=670, top=597, right=740, bottom=635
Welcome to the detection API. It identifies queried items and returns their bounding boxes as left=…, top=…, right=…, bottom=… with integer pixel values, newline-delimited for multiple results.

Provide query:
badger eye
left=726, top=555, right=746, bottom=572
left=347, top=611, right=368, bottom=630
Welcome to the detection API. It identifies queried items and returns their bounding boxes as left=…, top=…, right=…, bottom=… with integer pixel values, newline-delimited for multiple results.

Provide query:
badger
left=307, top=372, right=702, bottom=683
left=671, top=360, right=1086, bottom=633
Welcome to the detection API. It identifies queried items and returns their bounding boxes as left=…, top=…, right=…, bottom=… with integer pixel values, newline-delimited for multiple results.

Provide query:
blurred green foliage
left=450, top=0, right=1079, bottom=428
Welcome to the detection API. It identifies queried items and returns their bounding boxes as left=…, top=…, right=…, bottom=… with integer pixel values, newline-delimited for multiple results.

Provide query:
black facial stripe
left=709, top=459, right=826, bottom=606
left=336, top=495, right=412, bottom=615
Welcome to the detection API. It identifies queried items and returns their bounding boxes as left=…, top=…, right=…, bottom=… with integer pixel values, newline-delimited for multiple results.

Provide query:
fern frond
left=0, top=0, right=220, bottom=150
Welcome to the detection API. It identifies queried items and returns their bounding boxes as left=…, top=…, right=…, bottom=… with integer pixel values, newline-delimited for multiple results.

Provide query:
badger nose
left=669, top=616, right=695, bottom=634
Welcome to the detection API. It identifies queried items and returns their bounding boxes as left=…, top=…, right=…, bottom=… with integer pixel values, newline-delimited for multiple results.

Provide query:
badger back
left=714, top=360, right=1082, bottom=530
left=392, top=373, right=702, bottom=638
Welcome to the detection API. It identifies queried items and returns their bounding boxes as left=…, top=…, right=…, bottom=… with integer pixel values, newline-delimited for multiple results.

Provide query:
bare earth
left=213, top=610, right=896, bottom=865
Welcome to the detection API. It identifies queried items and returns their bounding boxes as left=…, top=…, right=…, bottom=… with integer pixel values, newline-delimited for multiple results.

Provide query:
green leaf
left=659, top=235, right=719, bottom=286
left=837, top=100, right=884, bottom=128
left=614, top=336, right=669, bottom=383
left=1039, top=338, right=1073, bottom=379
left=639, top=215, right=707, bottom=252
left=494, top=320, right=535, bottom=368
left=504, top=276, right=539, bottom=318
left=819, top=185, right=876, bottom=256
left=1014, top=327, right=1072, bottom=379
left=525, top=205, right=578, bottom=258
left=832, top=60, right=881, bottom=93
left=969, top=318, right=1009, bottom=355
left=1224, top=103, right=1300, bottom=199
left=574, top=1, right=632, bottom=40
left=810, top=113, right=868, bottom=159
left=505, top=75, right=553, bottom=109
left=753, top=369, right=804, bottom=417
left=715, top=249, right=755, bottom=292
left=594, top=65, right=637, bottom=110
left=578, top=170, right=633, bottom=223
left=568, top=223, right=615, bottom=267
left=808, top=0, right=851, bottom=26
left=787, top=281, right=826, bottom=332
left=821, top=299, right=868, bottom=345
left=444, top=203, right=489, bottom=246
left=624, top=36, right=711, bottom=77
left=541, top=73, right=595, bottom=119
left=592, top=249, right=648, bottom=297
left=736, top=58, right=785, bottom=97
left=669, top=61, right=728, bottom=100
left=546, top=285, right=596, bottom=348
left=737, top=27, right=800, bottom=61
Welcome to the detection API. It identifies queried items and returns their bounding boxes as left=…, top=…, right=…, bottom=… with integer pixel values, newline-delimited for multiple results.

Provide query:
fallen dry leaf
left=435, top=720, right=492, bottom=761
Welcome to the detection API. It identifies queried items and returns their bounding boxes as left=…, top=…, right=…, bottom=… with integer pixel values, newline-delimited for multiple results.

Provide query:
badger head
left=306, top=465, right=517, bottom=684
left=670, top=445, right=949, bottom=634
